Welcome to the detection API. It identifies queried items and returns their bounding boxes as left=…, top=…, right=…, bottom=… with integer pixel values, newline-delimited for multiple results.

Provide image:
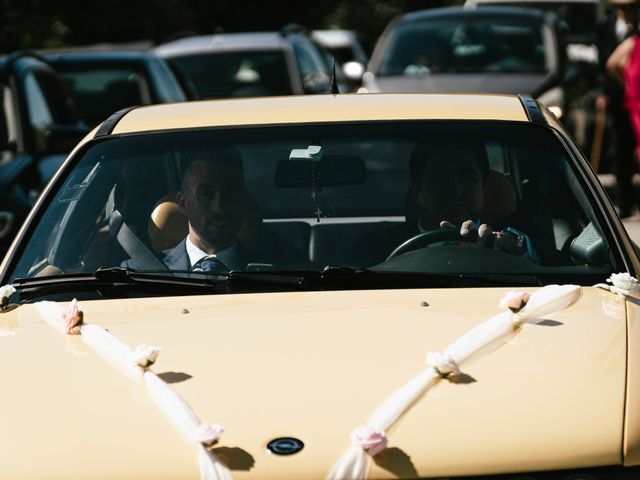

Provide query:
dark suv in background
left=46, top=49, right=195, bottom=128
left=0, top=51, right=88, bottom=255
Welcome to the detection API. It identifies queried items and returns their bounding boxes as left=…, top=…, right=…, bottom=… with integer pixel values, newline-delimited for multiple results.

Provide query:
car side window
left=290, top=36, right=327, bottom=79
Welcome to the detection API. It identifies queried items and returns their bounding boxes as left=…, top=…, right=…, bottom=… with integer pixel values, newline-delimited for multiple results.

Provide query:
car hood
left=368, top=73, right=550, bottom=96
left=0, top=287, right=626, bottom=479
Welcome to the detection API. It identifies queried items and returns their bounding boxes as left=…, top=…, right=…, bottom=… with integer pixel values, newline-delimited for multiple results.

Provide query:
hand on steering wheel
left=386, top=220, right=527, bottom=261
left=440, top=220, right=527, bottom=255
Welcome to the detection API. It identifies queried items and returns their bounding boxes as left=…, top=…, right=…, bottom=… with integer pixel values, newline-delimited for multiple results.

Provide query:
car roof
left=401, top=5, right=547, bottom=22
left=155, top=32, right=290, bottom=57
left=466, top=0, right=598, bottom=4
left=104, top=93, right=532, bottom=135
left=45, top=50, right=161, bottom=64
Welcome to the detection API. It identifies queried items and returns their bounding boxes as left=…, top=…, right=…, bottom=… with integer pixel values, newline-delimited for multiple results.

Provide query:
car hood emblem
left=266, top=437, right=304, bottom=455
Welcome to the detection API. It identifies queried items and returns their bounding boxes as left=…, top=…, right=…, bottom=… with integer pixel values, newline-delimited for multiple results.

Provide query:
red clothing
left=624, top=35, right=640, bottom=156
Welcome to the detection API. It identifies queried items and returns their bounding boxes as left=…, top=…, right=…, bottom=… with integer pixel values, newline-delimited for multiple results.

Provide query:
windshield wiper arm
left=226, top=266, right=541, bottom=292
left=13, top=267, right=222, bottom=300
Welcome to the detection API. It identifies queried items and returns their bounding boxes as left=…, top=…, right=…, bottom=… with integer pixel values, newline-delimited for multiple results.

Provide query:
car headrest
left=148, top=193, right=188, bottom=252
left=147, top=192, right=263, bottom=252
left=405, top=169, right=517, bottom=225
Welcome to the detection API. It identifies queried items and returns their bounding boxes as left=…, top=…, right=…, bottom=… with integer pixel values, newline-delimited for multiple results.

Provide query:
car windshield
left=8, top=121, right=621, bottom=288
left=169, top=51, right=293, bottom=99
left=57, top=67, right=150, bottom=127
left=377, top=15, right=551, bottom=76
left=486, top=2, right=597, bottom=43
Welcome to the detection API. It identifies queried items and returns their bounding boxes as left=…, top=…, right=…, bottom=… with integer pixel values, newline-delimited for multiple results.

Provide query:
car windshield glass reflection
left=9, top=122, right=620, bottom=287
left=170, top=51, right=293, bottom=99
left=378, top=16, right=549, bottom=76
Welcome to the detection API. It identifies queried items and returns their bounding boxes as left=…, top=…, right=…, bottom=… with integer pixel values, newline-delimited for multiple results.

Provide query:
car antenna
left=330, top=57, right=339, bottom=95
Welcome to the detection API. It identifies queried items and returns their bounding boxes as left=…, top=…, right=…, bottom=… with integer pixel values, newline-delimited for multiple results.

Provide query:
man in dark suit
left=166, top=145, right=248, bottom=272
left=356, top=139, right=544, bottom=266
left=152, top=145, right=307, bottom=272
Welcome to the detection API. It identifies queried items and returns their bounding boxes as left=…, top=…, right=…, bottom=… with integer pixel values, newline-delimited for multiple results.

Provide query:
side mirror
left=42, top=124, right=90, bottom=154
left=342, top=61, right=365, bottom=82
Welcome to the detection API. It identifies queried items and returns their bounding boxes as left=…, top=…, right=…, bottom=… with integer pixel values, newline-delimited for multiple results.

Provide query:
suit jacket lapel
left=162, top=239, right=190, bottom=271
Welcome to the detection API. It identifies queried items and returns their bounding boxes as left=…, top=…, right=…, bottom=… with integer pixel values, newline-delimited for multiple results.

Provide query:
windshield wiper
left=13, top=266, right=543, bottom=301
left=225, top=266, right=542, bottom=292
left=13, top=267, right=222, bottom=301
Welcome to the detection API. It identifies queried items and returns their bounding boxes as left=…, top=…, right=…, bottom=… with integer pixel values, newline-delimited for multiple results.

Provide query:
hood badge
left=266, top=437, right=304, bottom=455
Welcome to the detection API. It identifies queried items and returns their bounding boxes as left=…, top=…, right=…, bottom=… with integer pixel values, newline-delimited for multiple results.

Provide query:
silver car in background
left=155, top=30, right=333, bottom=99
left=362, top=6, right=567, bottom=118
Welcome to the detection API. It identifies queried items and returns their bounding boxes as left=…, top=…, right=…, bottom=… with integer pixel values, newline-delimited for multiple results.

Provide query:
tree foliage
left=0, top=0, right=462, bottom=53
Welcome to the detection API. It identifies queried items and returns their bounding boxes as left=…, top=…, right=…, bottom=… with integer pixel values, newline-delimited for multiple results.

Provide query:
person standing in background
left=597, top=0, right=640, bottom=218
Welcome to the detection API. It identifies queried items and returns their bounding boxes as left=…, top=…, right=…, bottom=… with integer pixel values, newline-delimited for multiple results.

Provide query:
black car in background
left=46, top=50, right=194, bottom=128
left=0, top=51, right=88, bottom=256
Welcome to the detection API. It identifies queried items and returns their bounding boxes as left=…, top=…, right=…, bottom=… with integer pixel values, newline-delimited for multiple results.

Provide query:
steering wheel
left=386, top=228, right=468, bottom=261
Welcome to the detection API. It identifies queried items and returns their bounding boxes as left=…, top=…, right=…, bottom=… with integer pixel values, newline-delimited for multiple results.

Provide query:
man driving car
left=356, top=138, right=559, bottom=266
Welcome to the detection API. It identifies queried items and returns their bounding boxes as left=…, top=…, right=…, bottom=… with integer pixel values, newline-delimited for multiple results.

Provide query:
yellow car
left=0, top=93, right=638, bottom=480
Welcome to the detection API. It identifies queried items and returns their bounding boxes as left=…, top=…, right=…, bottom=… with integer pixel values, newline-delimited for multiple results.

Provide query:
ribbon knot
left=350, top=425, right=388, bottom=456
left=62, top=298, right=83, bottom=335
left=0, top=284, right=15, bottom=308
left=498, top=291, right=531, bottom=313
left=426, top=351, right=461, bottom=379
left=131, top=344, right=162, bottom=369
left=193, top=423, right=224, bottom=446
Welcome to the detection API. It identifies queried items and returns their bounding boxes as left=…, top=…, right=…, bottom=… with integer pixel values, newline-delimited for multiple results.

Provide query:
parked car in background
left=463, top=0, right=605, bottom=158
left=46, top=50, right=194, bottom=128
left=312, top=29, right=369, bottom=90
left=0, top=51, right=88, bottom=256
left=1, top=92, right=640, bottom=479
left=362, top=7, right=567, bottom=118
left=155, top=29, right=335, bottom=99
left=464, top=0, right=604, bottom=51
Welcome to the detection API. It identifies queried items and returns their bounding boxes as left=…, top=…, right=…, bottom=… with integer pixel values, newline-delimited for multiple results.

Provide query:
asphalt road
left=599, top=173, right=640, bottom=243
left=623, top=212, right=640, bottom=244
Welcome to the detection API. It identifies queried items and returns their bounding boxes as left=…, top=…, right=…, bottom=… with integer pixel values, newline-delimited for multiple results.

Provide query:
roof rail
left=2, top=50, right=51, bottom=81
left=518, top=94, right=547, bottom=125
left=94, top=106, right=140, bottom=138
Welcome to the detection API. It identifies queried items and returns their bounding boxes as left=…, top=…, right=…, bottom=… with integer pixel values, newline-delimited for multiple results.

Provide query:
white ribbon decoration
left=595, top=272, right=640, bottom=298
left=35, top=301, right=233, bottom=480
left=0, top=284, right=15, bottom=308
left=326, top=284, right=582, bottom=480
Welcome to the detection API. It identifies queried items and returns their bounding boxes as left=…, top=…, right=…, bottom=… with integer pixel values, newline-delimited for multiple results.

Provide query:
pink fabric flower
left=498, top=291, right=530, bottom=313
left=131, top=344, right=161, bottom=369
left=350, top=425, right=388, bottom=456
left=426, top=351, right=461, bottom=378
left=194, top=423, right=224, bottom=446
left=62, top=298, right=83, bottom=335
